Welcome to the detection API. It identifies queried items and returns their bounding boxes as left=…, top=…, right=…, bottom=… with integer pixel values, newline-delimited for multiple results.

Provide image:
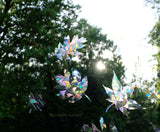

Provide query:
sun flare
left=97, top=61, right=105, bottom=70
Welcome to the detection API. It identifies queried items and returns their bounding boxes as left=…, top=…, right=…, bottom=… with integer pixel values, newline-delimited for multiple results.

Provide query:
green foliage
left=145, top=0, right=160, bottom=14
left=148, top=17, right=160, bottom=92
left=0, top=0, right=126, bottom=131
left=0, top=0, right=80, bottom=123
left=149, top=18, right=160, bottom=47
left=1, top=0, right=158, bottom=132
left=126, top=86, right=159, bottom=132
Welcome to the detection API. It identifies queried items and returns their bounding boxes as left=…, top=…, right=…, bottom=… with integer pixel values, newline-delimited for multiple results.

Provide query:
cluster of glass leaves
left=55, top=69, right=90, bottom=103
left=48, top=35, right=87, bottom=60
left=28, top=93, right=45, bottom=113
left=103, top=71, right=143, bottom=115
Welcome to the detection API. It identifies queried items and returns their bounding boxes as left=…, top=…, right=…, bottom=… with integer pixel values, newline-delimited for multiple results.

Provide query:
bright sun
left=97, top=61, right=105, bottom=70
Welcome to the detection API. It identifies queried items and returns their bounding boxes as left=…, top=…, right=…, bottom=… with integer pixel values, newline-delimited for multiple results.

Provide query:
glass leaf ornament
left=82, top=117, right=106, bottom=132
left=49, top=35, right=87, bottom=60
left=145, top=90, right=160, bottom=104
left=82, top=123, right=101, bottom=132
left=110, top=122, right=118, bottom=132
left=149, top=121, right=160, bottom=132
left=99, top=117, right=107, bottom=131
left=55, top=69, right=90, bottom=103
left=28, top=93, right=45, bottom=113
left=103, top=71, right=142, bottom=115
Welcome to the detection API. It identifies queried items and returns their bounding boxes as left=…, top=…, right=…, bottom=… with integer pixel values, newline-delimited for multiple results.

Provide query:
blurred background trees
left=145, top=0, right=160, bottom=14
left=0, top=0, right=159, bottom=131
left=146, top=0, right=160, bottom=131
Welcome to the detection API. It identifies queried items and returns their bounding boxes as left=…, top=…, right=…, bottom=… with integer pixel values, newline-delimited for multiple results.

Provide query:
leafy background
left=0, top=0, right=159, bottom=131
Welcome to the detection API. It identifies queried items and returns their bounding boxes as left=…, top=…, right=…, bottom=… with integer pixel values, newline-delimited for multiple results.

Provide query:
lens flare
left=97, top=61, right=105, bottom=70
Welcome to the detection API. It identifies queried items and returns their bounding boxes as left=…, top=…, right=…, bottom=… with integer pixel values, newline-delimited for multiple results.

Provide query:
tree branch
left=0, top=0, right=13, bottom=31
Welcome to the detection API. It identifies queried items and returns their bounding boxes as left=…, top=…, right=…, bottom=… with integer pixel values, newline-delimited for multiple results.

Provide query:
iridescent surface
left=145, top=90, right=160, bottom=104
left=82, top=124, right=92, bottom=132
left=28, top=93, right=44, bottom=113
left=82, top=123, right=101, bottom=132
left=103, top=71, right=142, bottom=115
left=110, top=122, right=118, bottom=132
left=82, top=117, right=106, bottom=132
left=55, top=69, right=90, bottom=103
left=149, top=122, right=160, bottom=132
left=48, top=35, right=87, bottom=60
left=99, top=117, right=106, bottom=131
